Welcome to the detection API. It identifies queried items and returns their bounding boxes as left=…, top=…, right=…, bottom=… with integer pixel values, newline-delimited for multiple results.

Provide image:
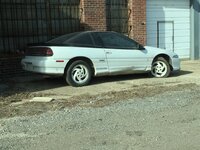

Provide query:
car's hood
left=144, top=46, right=177, bottom=57
left=144, top=46, right=167, bottom=52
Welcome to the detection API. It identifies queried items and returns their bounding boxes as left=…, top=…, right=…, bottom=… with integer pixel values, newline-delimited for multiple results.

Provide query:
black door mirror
left=139, top=44, right=145, bottom=50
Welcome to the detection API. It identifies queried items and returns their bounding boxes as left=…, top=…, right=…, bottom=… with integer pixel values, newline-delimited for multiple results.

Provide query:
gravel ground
left=0, top=60, right=200, bottom=150
left=0, top=84, right=200, bottom=150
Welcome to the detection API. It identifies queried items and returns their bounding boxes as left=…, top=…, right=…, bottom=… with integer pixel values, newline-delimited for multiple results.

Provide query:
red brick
left=80, top=0, right=146, bottom=44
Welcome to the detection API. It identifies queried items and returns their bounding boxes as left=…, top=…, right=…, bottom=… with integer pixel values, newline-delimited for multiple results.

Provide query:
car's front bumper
left=171, top=57, right=181, bottom=71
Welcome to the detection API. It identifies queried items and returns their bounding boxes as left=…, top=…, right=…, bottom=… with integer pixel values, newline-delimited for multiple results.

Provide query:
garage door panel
left=146, top=0, right=190, bottom=58
left=147, top=19, right=190, bottom=24
left=147, top=12, right=189, bottom=18
left=146, top=35, right=190, bottom=42
left=174, top=24, right=190, bottom=30
left=147, top=0, right=189, bottom=6
left=147, top=27, right=190, bottom=36
left=175, top=43, right=190, bottom=47
left=147, top=35, right=190, bottom=41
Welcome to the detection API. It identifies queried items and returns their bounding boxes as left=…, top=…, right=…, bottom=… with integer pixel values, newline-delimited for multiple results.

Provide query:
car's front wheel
left=66, top=60, right=92, bottom=87
left=150, top=57, right=171, bottom=78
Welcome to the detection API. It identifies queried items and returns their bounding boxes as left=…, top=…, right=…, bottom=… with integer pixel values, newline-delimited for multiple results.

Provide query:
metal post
left=191, top=0, right=200, bottom=60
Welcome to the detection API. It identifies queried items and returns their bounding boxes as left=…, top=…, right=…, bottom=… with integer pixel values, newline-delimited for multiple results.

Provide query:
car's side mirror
left=138, top=44, right=145, bottom=50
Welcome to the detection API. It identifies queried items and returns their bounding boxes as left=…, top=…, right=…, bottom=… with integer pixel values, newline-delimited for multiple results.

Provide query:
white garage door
left=146, top=0, right=190, bottom=58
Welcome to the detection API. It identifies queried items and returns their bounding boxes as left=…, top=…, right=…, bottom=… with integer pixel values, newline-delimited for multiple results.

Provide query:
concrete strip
left=10, top=97, right=54, bottom=106
left=29, top=97, right=54, bottom=103
left=10, top=101, right=27, bottom=106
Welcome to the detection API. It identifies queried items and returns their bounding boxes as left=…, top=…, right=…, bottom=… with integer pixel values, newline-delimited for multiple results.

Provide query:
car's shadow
left=1, top=70, right=193, bottom=97
left=90, top=73, right=149, bottom=85
left=91, top=70, right=193, bottom=85
left=171, top=70, right=193, bottom=77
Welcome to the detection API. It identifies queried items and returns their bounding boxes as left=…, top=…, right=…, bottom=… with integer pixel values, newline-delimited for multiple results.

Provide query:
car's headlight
left=173, top=55, right=179, bottom=58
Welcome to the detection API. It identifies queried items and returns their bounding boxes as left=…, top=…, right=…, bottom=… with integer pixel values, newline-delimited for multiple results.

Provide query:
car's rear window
left=46, top=32, right=80, bottom=44
left=46, top=32, right=95, bottom=47
left=65, top=33, right=94, bottom=47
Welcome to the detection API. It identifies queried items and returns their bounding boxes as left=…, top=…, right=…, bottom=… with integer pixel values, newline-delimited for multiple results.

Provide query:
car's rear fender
left=64, top=57, right=95, bottom=76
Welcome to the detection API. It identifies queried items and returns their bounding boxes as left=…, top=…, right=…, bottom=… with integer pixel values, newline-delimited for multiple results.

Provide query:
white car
left=21, top=31, right=180, bottom=87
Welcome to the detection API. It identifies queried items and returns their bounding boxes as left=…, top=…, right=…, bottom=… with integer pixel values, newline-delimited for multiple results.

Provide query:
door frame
left=157, top=21, right=175, bottom=51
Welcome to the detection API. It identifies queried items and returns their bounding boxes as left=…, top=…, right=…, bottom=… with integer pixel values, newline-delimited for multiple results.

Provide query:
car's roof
left=28, top=31, right=119, bottom=47
left=71, top=31, right=116, bottom=35
left=66, top=31, right=116, bottom=35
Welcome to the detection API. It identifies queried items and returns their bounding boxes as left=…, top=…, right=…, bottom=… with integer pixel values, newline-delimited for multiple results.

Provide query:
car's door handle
left=106, top=51, right=112, bottom=54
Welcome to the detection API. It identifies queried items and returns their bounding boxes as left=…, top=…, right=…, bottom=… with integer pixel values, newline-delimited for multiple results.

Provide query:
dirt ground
left=0, top=60, right=200, bottom=118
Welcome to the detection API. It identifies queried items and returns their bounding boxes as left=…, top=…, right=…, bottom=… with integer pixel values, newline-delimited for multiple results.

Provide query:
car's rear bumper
left=21, top=57, right=66, bottom=75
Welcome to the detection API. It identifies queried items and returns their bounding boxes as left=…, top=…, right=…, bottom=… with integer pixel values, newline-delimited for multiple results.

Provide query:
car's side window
left=90, top=33, right=104, bottom=48
left=98, top=32, right=139, bottom=49
left=64, top=34, right=95, bottom=47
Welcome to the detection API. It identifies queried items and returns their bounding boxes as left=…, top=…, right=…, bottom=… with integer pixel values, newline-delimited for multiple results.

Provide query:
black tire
left=65, top=60, right=92, bottom=87
left=150, top=57, right=171, bottom=78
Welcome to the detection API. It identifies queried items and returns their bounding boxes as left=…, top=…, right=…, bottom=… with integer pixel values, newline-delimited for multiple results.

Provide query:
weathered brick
left=128, top=0, right=146, bottom=45
left=80, top=0, right=107, bottom=31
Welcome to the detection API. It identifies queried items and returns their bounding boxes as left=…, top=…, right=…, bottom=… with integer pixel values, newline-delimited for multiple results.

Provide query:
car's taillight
left=41, top=48, right=53, bottom=56
left=25, top=47, right=53, bottom=56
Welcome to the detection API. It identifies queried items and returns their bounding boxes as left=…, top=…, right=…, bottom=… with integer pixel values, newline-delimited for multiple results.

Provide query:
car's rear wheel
left=151, top=57, right=171, bottom=78
left=66, top=60, right=92, bottom=87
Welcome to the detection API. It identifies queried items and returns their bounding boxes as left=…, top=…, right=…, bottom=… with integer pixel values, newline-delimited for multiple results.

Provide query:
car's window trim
left=103, top=47, right=139, bottom=50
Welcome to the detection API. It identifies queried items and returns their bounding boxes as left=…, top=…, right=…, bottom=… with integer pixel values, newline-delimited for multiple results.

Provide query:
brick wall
left=80, top=0, right=107, bottom=31
left=81, top=0, right=146, bottom=45
left=128, top=0, right=146, bottom=45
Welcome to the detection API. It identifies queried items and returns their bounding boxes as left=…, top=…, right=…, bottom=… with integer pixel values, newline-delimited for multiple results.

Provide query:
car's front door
left=105, top=48, right=149, bottom=74
left=98, top=32, right=149, bottom=74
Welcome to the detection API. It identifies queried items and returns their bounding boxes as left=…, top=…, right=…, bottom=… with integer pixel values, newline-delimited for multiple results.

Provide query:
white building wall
left=146, top=0, right=190, bottom=58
